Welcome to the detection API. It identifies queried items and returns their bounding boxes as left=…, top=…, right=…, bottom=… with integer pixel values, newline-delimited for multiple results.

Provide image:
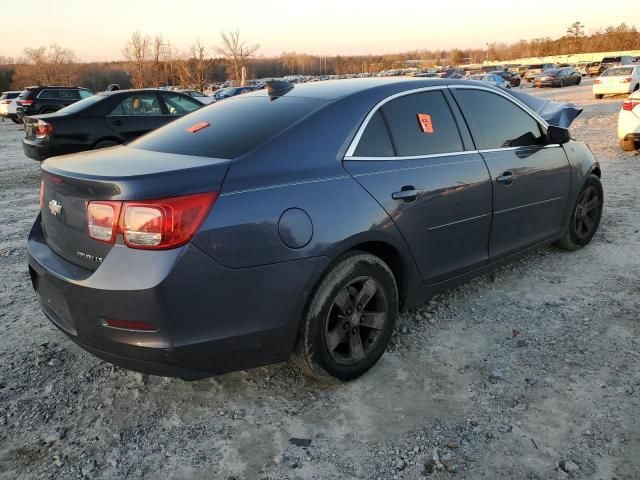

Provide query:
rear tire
left=556, top=175, right=603, bottom=251
left=622, top=138, right=638, bottom=152
left=291, top=252, right=399, bottom=381
left=93, top=140, right=120, bottom=150
left=11, top=118, right=21, bottom=124
left=595, top=94, right=604, bottom=100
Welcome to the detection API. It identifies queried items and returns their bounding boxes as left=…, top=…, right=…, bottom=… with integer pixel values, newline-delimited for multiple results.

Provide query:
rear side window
left=354, top=111, right=394, bottom=157
left=130, top=95, right=323, bottom=159
left=380, top=91, right=463, bottom=157
left=38, top=90, right=60, bottom=99
left=454, top=89, right=544, bottom=150
left=59, top=90, right=80, bottom=100
left=109, top=93, right=163, bottom=116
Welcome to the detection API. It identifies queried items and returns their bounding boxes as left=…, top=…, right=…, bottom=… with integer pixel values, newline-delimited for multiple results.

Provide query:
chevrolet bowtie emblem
left=48, top=199, right=62, bottom=216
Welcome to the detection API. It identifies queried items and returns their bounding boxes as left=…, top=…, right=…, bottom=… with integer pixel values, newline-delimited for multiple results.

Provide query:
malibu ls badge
left=48, top=199, right=63, bottom=216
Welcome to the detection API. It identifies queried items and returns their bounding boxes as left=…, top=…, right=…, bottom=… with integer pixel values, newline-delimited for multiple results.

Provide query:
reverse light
left=35, top=120, right=53, bottom=139
left=86, top=192, right=217, bottom=250
left=623, top=99, right=640, bottom=111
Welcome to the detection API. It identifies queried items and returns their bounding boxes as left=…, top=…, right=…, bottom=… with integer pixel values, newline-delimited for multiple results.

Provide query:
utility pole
left=159, top=41, right=172, bottom=86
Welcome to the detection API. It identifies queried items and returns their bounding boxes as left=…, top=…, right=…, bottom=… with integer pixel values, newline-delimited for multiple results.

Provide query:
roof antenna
left=266, top=80, right=294, bottom=99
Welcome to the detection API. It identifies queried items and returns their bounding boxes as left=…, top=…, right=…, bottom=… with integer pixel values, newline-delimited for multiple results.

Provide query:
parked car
left=576, top=62, right=590, bottom=76
left=524, top=63, right=557, bottom=82
left=598, top=56, right=635, bottom=75
left=0, top=91, right=22, bottom=123
left=211, top=86, right=257, bottom=101
left=28, top=78, right=602, bottom=381
left=179, top=90, right=216, bottom=104
left=593, top=65, right=640, bottom=99
left=22, top=89, right=204, bottom=161
left=466, top=74, right=511, bottom=88
left=489, top=70, right=521, bottom=87
left=618, top=90, right=640, bottom=151
left=587, top=62, right=601, bottom=77
left=534, top=67, right=582, bottom=88
left=16, top=86, right=95, bottom=122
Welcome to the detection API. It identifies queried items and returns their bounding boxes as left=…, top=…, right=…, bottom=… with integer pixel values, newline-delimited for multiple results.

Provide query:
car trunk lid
left=40, top=146, right=231, bottom=271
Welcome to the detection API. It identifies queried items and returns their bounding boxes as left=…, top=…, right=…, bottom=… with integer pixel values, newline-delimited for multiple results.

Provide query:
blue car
left=28, top=78, right=602, bottom=381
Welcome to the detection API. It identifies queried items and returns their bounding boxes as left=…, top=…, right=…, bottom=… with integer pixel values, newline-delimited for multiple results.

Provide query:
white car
left=618, top=90, right=640, bottom=151
left=179, top=90, right=216, bottom=105
left=593, top=65, right=640, bottom=99
left=0, top=91, right=22, bottom=124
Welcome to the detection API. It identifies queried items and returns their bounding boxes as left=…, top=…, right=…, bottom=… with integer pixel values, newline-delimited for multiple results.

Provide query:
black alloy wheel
left=574, top=185, right=601, bottom=242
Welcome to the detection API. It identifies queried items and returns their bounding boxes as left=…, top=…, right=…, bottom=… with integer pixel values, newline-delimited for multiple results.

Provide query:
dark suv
left=16, top=86, right=94, bottom=121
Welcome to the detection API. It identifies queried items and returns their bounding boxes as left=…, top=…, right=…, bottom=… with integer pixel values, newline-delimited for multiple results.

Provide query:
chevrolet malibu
left=28, top=78, right=603, bottom=381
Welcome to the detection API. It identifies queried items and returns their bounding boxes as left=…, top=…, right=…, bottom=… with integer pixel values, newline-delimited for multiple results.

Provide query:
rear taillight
left=18, top=99, right=34, bottom=106
left=0, top=99, right=11, bottom=104
left=87, top=201, right=121, bottom=243
left=621, top=77, right=633, bottom=83
left=623, top=100, right=640, bottom=111
left=594, top=79, right=601, bottom=84
left=86, top=192, right=217, bottom=250
left=39, top=180, right=44, bottom=209
left=35, top=120, right=53, bottom=139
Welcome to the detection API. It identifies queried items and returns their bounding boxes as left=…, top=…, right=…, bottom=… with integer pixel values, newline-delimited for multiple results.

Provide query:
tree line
left=0, top=22, right=638, bottom=92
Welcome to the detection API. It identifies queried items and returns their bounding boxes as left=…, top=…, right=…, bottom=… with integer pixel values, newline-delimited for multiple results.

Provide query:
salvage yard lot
left=0, top=83, right=639, bottom=480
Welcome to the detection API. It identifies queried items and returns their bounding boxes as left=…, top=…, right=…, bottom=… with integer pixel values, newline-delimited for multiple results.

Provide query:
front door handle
left=496, top=172, right=514, bottom=185
left=392, top=186, right=420, bottom=202
left=113, top=119, right=123, bottom=127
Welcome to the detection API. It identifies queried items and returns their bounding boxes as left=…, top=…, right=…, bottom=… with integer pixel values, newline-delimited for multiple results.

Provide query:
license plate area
left=35, top=273, right=77, bottom=336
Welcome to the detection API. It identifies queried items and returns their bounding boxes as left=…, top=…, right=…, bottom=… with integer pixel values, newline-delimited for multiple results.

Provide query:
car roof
left=241, top=77, right=471, bottom=102
left=97, top=88, right=191, bottom=97
left=25, top=85, right=90, bottom=90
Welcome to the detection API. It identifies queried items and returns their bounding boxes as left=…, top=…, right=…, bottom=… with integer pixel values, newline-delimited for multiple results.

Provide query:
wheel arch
left=91, top=136, right=123, bottom=149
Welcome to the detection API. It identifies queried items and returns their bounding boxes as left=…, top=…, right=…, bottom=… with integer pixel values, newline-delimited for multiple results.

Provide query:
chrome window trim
left=344, top=83, right=551, bottom=160
left=347, top=150, right=480, bottom=161
left=344, top=85, right=448, bottom=158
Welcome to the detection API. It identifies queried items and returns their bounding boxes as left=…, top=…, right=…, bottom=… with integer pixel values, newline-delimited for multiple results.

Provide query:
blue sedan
left=28, top=78, right=602, bottom=381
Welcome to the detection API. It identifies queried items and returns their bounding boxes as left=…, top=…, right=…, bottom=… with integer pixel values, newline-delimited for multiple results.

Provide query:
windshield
left=55, top=94, right=102, bottom=114
left=217, top=88, right=237, bottom=96
left=602, top=67, right=634, bottom=76
left=601, top=57, right=621, bottom=63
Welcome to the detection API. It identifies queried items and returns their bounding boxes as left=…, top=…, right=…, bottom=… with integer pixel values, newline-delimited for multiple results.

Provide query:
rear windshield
left=601, top=57, right=621, bottom=63
left=56, top=94, right=103, bottom=114
left=18, top=90, right=33, bottom=99
left=0, top=92, right=19, bottom=100
left=528, top=65, right=543, bottom=69
left=130, top=95, right=324, bottom=159
left=602, top=67, right=634, bottom=76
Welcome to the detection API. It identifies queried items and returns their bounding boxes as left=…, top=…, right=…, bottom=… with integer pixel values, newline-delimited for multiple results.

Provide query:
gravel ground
left=0, top=82, right=639, bottom=480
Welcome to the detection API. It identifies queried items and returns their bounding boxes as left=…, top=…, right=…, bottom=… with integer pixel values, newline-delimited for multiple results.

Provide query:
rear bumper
left=22, top=138, right=52, bottom=161
left=0, top=112, right=18, bottom=120
left=593, top=84, right=634, bottom=95
left=28, top=215, right=329, bottom=379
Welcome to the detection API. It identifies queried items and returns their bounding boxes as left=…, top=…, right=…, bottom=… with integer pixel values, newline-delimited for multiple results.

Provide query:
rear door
left=451, top=87, right=571, bottom=260
left=343, top=88, right=493, bottom=284
left=106, top=92, right=167, bottom=141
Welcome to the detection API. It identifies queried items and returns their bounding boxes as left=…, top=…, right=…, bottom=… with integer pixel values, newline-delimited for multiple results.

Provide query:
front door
left=343, top=89, right=493, bottom=285
left=451, top=87, right=571, bottom=260
left=106, top=92, right=168, bottom=142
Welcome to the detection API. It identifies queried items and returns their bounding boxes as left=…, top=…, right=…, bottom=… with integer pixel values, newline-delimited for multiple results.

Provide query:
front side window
left=380, top=91, right=464, bottom=157
left=161, top=93, right=202, bottom=115
left=109, top=93, right=163, bottom=116
left=353, top=110, right=394, bottom=157
left=454, top=89, right=544, bottom=150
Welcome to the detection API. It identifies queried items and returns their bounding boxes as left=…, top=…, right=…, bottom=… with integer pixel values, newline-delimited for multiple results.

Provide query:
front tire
left=292, top=252, right=399, bottom=381
left=556, top=175, right=603, bottom=251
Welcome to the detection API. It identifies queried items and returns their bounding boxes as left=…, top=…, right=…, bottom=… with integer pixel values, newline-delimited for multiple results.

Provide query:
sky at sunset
left=0, top=0, right=635, bottom=61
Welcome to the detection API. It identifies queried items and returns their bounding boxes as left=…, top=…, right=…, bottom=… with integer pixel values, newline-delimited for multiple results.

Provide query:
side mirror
left=547, top=125, right=570, bottom=145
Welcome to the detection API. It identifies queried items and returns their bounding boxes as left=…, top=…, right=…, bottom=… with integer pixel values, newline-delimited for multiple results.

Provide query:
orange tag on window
left=417, top=113, right=434, bottom=133
left=187, top=122, right=210, bottom=133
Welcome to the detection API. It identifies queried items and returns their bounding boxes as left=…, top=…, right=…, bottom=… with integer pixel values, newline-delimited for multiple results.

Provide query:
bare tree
left=176, top=40, right=213, bottom=89
left=216, top=29, right=259, bottom=85
left=17, top=44, right=77, bottom=85
left=122, top=31, right=150, bottom=88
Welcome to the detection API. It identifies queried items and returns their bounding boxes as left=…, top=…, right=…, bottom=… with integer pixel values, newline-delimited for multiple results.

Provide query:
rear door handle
left=392, top=186, right=420, bottom=202
left=496, top=172, right=514, bottom=185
